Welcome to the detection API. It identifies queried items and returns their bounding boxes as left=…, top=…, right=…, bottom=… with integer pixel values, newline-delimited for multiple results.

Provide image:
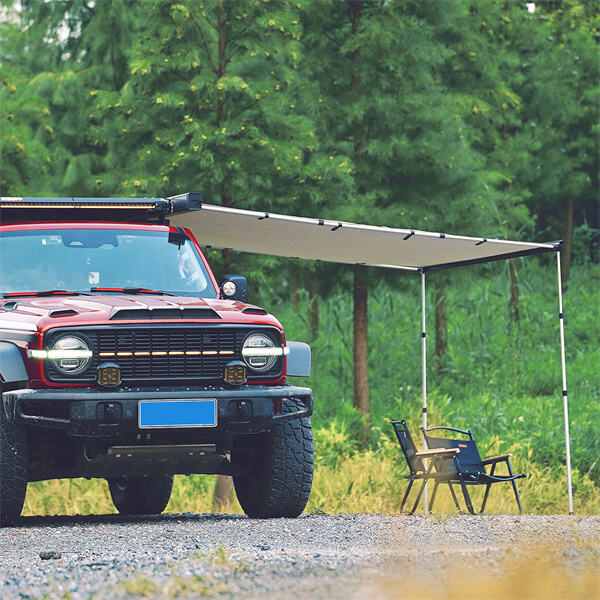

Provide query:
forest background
left=1, top=0, right=598, bottom=515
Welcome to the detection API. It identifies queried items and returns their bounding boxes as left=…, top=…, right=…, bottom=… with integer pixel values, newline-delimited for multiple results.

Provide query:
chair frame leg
left=507, top=460, right=523, bottom=514
left=400, top=478, right=414, bottom=513
left=410, top=479, right=427, bottom=515
left=429, top=481, right=439, bottom=513
left=447, top=482, right=462, bottom=512
left=480, top=462, right=496, bottom=514
left=458, top=474, right=475, bottom=514
left=409, top=461, right=438, bottom=515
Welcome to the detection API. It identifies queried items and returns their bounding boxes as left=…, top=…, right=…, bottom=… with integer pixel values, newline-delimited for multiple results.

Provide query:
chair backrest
left=390, top=420, right=424, bottom=475
left=424, top=432, right=483, bottom=476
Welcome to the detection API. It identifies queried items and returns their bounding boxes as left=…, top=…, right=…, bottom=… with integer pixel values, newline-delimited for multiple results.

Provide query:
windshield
left=0, top=228, right=217, bottom=297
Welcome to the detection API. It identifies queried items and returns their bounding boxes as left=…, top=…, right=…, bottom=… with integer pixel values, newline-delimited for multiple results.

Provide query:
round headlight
left=51, top=336, right=91, bottom=375
left=242, top=333, right=276, bottom=371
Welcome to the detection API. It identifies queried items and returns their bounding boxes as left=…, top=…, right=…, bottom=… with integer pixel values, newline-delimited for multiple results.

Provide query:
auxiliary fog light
left=222, top=281, right=237, bottom=297
left=224, top=360, right=247, bottom=385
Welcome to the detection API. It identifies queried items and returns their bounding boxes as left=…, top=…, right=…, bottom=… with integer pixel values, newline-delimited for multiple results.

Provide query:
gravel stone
left=39, top=550, right=62, bottom=560
left=0, top=513, right=597, bottom=599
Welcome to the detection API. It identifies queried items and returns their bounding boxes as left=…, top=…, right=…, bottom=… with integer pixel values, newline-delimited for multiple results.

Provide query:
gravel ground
left=1, top=513, right=599, bottom=599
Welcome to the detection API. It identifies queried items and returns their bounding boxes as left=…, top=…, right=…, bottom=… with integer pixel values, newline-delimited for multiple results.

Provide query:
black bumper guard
left=2, top=384, right=312, bottom=436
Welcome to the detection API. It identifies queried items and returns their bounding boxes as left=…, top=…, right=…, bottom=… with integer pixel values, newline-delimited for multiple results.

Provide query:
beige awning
left=172, top=203, right=558, bottom=271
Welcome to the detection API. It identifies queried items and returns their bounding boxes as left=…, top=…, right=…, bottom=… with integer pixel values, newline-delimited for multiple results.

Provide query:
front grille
left=44, top=325, right=282, bottom=384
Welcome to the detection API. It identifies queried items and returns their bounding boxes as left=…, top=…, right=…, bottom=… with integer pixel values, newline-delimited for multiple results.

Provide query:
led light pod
left=222, top=281, right=237, bottom=297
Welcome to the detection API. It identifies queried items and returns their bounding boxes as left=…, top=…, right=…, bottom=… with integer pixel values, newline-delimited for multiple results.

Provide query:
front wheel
left=232, top=400, right=314, bottom=518
left=0, top=403, right=28, bottom=527
left=107, top=474, right=173, bottom=515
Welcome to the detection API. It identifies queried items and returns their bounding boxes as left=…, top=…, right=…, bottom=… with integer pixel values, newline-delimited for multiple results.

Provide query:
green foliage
left=282, top=262, right=599, bottom=484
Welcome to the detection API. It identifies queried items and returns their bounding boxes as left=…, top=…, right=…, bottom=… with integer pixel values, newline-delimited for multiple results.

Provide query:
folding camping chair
left=390, top=420, right=465, bottom=515
left=423, top=425, right=527, bottom=514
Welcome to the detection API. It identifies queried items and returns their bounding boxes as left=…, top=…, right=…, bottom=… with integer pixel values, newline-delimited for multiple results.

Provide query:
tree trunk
left=563, top=196, right=575, bottom=290
left=348, top=1, right=368, bottom=441
left=308, top=275, right=319, bottom=338
left=434, top=281, right=447, bottom=359
left=212, top=474, right=234, bottom=512
left=353, top=268, right=370, bottom=440
left=509, top=259, right=519, bottom=322
left=221, top=248, right=232, bottom=274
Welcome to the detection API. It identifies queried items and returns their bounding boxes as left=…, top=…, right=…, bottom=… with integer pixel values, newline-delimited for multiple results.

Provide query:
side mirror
left=219, top=274, right=248, bottom=303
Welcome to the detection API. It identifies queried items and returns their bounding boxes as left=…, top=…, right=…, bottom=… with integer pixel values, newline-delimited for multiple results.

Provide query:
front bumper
left=2, top=384, right=312, bottom=438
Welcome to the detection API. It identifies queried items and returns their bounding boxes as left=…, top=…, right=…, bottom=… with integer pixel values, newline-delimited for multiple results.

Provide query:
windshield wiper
left=2, top=290, right=90, bottom=298
left=90, top=287, right=176, bottom=296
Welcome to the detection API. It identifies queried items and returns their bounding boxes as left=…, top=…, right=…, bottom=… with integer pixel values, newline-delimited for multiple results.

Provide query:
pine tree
left=0, top=0, right=141, bottom=195
left=300, top=0, right=495, bottom=436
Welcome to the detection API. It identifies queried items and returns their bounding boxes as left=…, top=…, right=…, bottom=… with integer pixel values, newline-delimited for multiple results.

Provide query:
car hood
left=0, top=295, right=281, bottom=334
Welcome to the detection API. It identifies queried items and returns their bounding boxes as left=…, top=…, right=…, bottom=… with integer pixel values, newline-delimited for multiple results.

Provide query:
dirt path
left=1, top=514, right=598, bottom=599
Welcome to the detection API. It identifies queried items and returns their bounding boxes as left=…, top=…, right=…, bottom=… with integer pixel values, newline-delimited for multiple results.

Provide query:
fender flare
left=0, top=342, right=29, bottom=385
left=286, top=341, right=311, bottom=377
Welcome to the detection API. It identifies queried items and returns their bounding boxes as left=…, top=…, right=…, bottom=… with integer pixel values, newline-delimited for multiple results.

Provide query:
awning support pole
left=420, top=269, right=428, bottom=513
left=556, top=251, right=574, bottom=515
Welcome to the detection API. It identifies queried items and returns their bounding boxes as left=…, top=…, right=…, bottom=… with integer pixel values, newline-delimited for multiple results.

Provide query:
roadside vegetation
left=24, top=262, right=599, bottom=517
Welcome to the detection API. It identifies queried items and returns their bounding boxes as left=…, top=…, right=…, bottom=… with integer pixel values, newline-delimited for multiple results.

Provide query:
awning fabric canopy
left=172, top=203, right=558, bottom=271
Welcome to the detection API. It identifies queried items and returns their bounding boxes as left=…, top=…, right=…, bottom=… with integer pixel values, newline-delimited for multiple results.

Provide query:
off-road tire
left=0, top=399, right=28, bottom=527
left=232, top=400, right=314, bottom=518
left=107, top=474, right=174, bottom=515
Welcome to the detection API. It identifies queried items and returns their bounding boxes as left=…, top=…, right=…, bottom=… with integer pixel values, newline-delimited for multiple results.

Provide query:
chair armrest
left=481, top=454, right=511, bottom=464
left=416, top=448, right=460, bottom=458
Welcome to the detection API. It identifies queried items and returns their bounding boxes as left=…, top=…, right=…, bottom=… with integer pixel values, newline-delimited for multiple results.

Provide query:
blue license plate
left=138, top=399, right=217, bottom=429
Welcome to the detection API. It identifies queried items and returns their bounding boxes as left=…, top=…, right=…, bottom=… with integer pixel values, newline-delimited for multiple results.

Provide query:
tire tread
left=108, top=474, right=173, bottom=515
left=0, top=405, right=28, bottom=526
left=233, top=400, right=314, bottom=518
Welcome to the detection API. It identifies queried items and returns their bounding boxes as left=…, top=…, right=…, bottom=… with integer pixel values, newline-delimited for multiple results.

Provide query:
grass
left=23, top=442, right=600, bottom=517
left=119, top=573, right=224, bottom=598
left=23, top=262, right=599, bottom=517
left=117, top=546, right=234, bottom=598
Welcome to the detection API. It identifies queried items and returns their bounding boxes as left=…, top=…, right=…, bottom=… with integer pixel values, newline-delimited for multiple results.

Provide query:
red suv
left=0, top=194, right=313, bottom=525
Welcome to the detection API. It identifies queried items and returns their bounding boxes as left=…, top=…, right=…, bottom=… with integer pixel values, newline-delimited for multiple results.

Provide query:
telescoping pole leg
left=556, top=251, right=574, bottom=515
left=421, top=269, right=428, bottom=513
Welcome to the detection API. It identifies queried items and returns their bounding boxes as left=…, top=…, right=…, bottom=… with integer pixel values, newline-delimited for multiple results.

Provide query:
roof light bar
left=0, top=193, right=202, bottom=223
left=0, top=197, right=166, bottom=210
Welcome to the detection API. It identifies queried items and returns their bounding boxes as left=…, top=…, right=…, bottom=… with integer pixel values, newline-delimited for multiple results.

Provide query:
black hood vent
left=242, top=307, right=267, bottom=315
left=110, top=307, right=220, bottom=320
left=49, top=309, right=79, bottom=318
